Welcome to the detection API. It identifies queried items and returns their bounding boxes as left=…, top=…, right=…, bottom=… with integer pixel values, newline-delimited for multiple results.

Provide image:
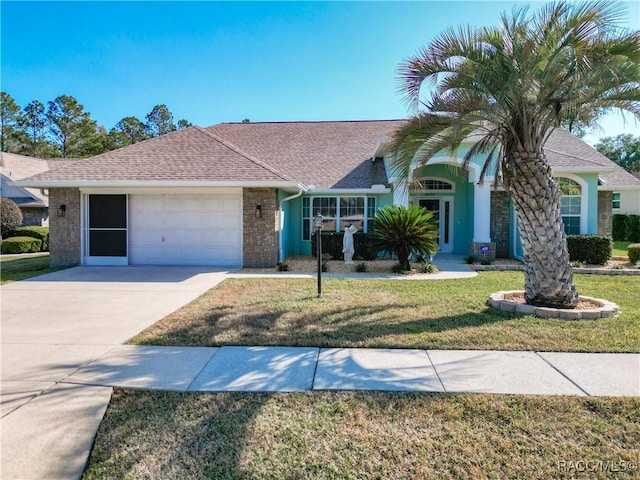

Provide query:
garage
left=128, top=192, right=242, bottom=266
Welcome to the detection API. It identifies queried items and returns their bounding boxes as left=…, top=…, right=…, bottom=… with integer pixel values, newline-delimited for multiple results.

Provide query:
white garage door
left=129, top=193, right=242, bottom=266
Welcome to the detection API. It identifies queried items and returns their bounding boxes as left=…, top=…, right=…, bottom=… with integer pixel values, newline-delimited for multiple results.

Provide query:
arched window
left=557, top=177, right=582, bottom=235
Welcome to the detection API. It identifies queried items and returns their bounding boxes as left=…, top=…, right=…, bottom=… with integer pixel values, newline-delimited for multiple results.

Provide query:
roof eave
left=551, top=166, right=614, bottom=174
left=13, top=179, right=308, bottom=192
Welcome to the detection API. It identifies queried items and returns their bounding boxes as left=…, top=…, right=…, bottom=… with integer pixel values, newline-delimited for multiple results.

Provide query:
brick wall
left=48, top=188, right=81, bottom=267
left=243, top=188, right=279, bottom=267
left=490, top=190, right=510, bottom=258
left=598, top=191, right=613, bottom=237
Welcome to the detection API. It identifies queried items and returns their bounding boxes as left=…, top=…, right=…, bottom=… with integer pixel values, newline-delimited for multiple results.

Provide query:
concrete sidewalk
left=61, top=345, right=640, bottom=397
left=1, top=264, right=638, bottom=480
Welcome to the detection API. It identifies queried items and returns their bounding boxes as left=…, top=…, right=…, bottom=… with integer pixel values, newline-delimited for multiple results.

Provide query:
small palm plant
left=368, top=204, right=439, bottom=271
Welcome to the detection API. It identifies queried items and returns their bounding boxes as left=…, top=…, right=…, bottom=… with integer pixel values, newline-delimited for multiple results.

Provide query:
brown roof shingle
left=25, top=126, right=295, bottom=184
left=207, top=120, right=404, bottom=189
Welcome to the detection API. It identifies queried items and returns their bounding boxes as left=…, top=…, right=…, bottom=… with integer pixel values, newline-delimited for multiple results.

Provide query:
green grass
left=0, top=254, right=63, bottom=283
left=82, top=390, right=640, bottom=480
left=613, top=241, right=631, bottom=258
left=129, top=272, right=640, bottom=352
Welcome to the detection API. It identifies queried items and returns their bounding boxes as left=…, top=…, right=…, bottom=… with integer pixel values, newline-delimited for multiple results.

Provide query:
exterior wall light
left=57, top=204, right=66, bottom=217
left=255, top=204, right=262, bottom=218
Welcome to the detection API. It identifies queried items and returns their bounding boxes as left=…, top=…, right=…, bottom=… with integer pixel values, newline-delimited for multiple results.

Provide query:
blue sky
left=2, top=1, right=638, bottom=145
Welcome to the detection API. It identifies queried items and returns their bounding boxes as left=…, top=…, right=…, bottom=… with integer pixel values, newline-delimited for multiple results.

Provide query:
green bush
left=368, top=204, right=439, bottom=271
left=628, top=244, right=640, bottom=264
left=7, top=226, right=49, bottom=251
left=626, top=215, right=640, bottom=243
left=311, top=232, right=376, bottom=260
left=612, top=214, right=628, bottom=241
left=566, top=235, right=612, bottom=265
left=1, top=198, right=23, bottom=237
left=1, top=236, right=42, bottom=254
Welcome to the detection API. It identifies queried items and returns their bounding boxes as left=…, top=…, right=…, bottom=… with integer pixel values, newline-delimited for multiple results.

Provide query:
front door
left=419, top=197, right=453, bottom=253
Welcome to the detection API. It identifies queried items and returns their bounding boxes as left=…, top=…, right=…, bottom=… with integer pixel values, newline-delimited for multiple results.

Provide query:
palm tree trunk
left=508, top=149, right=579, bottom=308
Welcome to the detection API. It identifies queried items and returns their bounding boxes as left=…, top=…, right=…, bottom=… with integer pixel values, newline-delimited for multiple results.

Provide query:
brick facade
left=48, top=188, right=81, bottom=267
left=243, top=188, right=279, bottom=267
left=490, top=190, right=511, bottom=258
left=598, top=191, right=613, bottom=237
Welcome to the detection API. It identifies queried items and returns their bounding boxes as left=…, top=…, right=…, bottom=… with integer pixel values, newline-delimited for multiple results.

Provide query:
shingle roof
left=207, top=120, right=403, bottom=189
left=545, top=129, right=640, bottom=188
left=24, top=126, right=295, bottom=184
left=0, top=153, right=77, bottom=205
left=15, top=120, right=639, bottom=191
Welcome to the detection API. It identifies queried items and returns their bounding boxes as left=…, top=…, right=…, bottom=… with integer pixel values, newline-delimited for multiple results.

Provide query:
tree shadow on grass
left=131, top=301, right=518, bottom=349
left=82, top=389, right=274, bottom=479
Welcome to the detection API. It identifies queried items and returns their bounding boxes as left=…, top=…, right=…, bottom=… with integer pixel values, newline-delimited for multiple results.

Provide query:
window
left=613, top=192, right=621, bottom=210
left=423, top=179, right=453, bottom=190
left=557, top=178, right=582, bottom=235
left=302, top=196, right=376, bottom=240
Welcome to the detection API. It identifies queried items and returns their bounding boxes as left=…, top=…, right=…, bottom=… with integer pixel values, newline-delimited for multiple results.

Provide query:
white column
left=473, top=182, right=492, bottom=243
left=392, top=180, right=409, bottom=207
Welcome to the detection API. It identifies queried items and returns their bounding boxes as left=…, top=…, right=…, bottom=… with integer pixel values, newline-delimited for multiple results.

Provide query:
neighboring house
left=0, top=153, right=71, bottom=226
left=16, top=120, right=640, bottom=267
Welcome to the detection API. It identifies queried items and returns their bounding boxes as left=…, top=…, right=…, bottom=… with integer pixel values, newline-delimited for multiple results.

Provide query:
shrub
left=1, top=236, right=42, bottom=254
left=354, top=262, right=367, bottom=273
left=7, top=226, right=49, bottom=251
left=612, top=214, right=628, bottom=241
left=628, top=244, right=640, bottom=264
left=276, top=262, right=289, bottom=272
left=368, top=205, right=439, bottom=271
left=311, top=232, right=377, bottom=261
left=464, top=255, right=477, bottom=264
left=391, top=263, right=406, bottom=274
left=626, top=215, right=640, bottom=243
left=1, top=198, right=23, bottom=237
left=566, top=235, right=612, bottom=265
left=420, top=261, right=438, bottom=273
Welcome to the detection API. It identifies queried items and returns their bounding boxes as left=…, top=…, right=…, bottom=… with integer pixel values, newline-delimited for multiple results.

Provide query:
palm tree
left=390, top=1, right=640, bottom=308
left=368, top=204, right=439, bottom=271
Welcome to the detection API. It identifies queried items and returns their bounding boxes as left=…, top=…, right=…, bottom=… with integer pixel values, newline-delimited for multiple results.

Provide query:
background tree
left=18, top=100, right=49, bottom=157
left=177, top=119, right=192, bottom=130
left=109, top=116, right=149, bottom=148
left=145, top=104, right=176, bottom=137
left=0, top=92, right=21, bottom=152
left=391, top=1, right=640, bottom=308
left=368, top=205, right=439, bottom=271
left=46, top=94, right=102, bottom=157
left=595, top=134, right=640, bottom=173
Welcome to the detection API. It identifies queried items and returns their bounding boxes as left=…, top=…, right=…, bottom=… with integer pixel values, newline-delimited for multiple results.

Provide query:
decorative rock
left=515, top=303, right=537, bottom=315
left=487, top=291, right=620, bottom=320
left=559, top=309, right=583, bottom=320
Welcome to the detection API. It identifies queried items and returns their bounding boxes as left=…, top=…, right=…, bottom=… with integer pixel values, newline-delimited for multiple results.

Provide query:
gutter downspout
left=278, top=186, right=305, bottom=262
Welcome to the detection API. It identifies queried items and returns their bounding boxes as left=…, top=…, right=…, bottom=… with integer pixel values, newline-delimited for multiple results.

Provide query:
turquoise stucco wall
left=411, top=164, right=473, bottom=255
left=284, top=192, right=394, bottom=258
left=512, top=173, right=600, bottom=258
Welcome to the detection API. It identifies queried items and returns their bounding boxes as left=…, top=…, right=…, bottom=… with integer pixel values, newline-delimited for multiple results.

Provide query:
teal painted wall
left=512, top=173, right=600, bottom=258
left=411, top=164, right=473, bottom=255
left=284, top=192, right=394, bottom=258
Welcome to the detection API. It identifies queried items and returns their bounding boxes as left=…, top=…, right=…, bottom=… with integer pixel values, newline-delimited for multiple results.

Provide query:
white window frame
left=612, top=192, right=621, bottom=211
left=556, top=175, right=587, bottom=235
left=302, top=196, right=376, bottom=241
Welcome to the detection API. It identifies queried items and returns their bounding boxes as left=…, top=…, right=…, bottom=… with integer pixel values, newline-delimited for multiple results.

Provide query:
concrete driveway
left=0, top=266, right=231, bottom=480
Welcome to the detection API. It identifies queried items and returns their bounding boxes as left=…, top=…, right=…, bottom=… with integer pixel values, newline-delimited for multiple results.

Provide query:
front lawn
left=0, top=254, right=63, bottom=284
left=613, top=241, right=631, bottom=258
left=82, top=390, right=640, bottom=480
left=129, top=272, right=640, bottom=352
